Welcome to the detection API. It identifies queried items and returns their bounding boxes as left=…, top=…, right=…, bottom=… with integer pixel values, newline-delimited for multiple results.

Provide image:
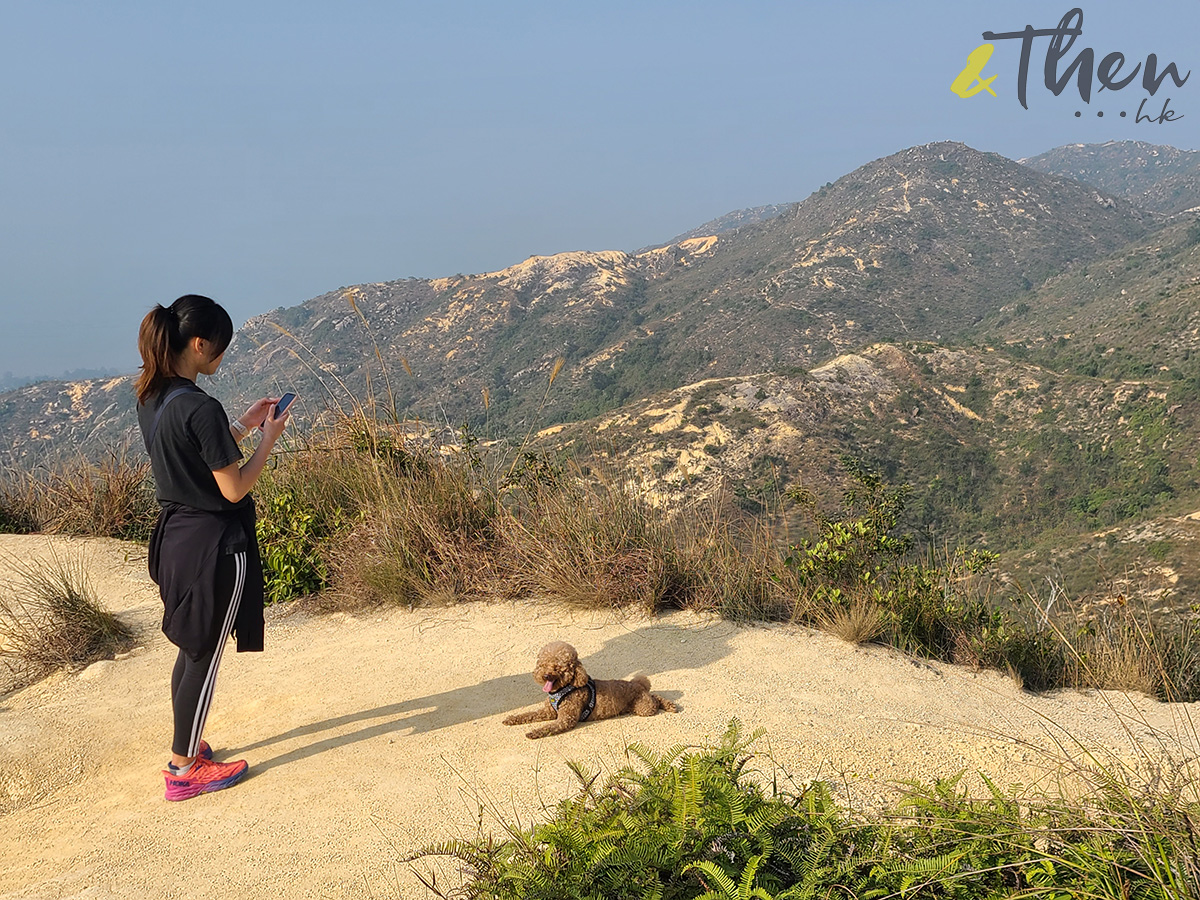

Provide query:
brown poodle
left=503, top=640, right=677, bottom=739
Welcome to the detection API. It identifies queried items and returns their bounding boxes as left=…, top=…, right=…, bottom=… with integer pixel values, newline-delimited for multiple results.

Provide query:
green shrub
left=256, top=489, right=338, bottom=604
left=782, top=457, right=1065, bottom=687
left=415, top=721, right=808, bottom=900
left=414, top=722, right=1200, bottom=900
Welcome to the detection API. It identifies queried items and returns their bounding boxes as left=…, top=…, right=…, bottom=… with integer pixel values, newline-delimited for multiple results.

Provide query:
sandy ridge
left=0, top=533, right=1196, bottom=899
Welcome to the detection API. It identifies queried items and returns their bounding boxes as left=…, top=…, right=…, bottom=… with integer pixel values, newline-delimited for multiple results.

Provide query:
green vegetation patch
left=414, top=721, right=1200, bottom=900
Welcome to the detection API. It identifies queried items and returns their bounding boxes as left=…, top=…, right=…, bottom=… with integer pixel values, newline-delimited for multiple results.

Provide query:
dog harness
left=548, top=678, right=597, bottom=722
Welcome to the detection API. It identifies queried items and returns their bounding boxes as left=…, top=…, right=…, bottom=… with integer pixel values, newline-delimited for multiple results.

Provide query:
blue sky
left=1, top=1, right=1197, bottom=378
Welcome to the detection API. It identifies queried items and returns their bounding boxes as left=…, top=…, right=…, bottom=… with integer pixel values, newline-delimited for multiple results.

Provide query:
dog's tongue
left=543, top=680, right=554, bottom=692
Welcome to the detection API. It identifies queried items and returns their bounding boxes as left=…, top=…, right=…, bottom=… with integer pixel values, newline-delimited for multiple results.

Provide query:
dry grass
left=675, top=514, right=796, bottom=622
left=321, top=441, right=503, bottom=610
left=0, top=550, right=134, bottom=686
left=0, top=467, right=40, bottom=534
left=317, top=442, right=800, bottom=621
left=1020, top=577, right=1200, bottom=701
left=501, top=473, right=682, bottom=614
left=822, top=598, right=885, bottom=644
left=1073, top=622, right=1161, bottom=696
left=0, top=447, right=157, bottom=541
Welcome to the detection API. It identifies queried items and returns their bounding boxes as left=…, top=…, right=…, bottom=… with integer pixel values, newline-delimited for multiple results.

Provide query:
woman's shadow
left=227, top=618, right=739, bottom=774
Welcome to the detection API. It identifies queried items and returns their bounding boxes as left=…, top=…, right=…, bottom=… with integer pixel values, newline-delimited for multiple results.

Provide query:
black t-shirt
left=137, top=377, right=248, bottom=512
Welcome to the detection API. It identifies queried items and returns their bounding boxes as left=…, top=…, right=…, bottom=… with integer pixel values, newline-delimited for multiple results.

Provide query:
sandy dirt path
left=1, top=534, right=1197, bottom=899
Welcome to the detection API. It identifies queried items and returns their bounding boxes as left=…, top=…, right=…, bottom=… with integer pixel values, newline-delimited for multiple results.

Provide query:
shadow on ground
left=232, top=619, right=739, bottom=774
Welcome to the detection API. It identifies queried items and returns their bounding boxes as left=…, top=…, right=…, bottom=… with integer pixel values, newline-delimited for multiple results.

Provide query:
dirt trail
left=1, top=534, right=1196, bottom=899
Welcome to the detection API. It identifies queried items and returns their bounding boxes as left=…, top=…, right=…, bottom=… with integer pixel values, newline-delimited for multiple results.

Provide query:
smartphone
left=274, top=392, right=296, bottom=417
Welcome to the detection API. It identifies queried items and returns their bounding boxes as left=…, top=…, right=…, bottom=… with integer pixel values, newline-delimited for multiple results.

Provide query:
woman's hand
left=239, top=397, right=279, bottom=433
left=212, top=399, right=290, bottom=503
left=260, top=401, right=290, bottom=443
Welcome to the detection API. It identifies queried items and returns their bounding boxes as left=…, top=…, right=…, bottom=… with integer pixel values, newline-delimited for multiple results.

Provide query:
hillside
left=0, top=375, right=142, bottom=463
left=971, top=216, right=1200, bottom=385
left=4, top=140, right=1199, bottom=597
left=530, top=340, right=1200, bottom=601
left=0, top=140, right=1159, bottom=465
left=1022, top=141, right=1200, bottom=215
left=645, top=202, right=792, bottom=248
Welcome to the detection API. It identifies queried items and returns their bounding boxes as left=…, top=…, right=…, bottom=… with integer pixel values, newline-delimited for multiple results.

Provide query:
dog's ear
left=569, top=655, right=590, bottom=687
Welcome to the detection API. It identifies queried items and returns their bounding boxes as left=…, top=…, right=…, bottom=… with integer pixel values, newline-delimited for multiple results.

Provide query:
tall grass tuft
left=329, top=450, right=502, bottom=609
left=0, top=448, right=157, bottom=541
left=0, top=550, right=134, bottom=683
left=0, top=466, right=40, bottom=534
left=288, top=416, right=503, bottom=610
left=503, top=473, right=683, bottom=614
left=822, top=597, right=885, bottom=644
left=45, top=449, right=158, bottom=541
left=1034, top=585, right=1200, bottom=702
left=675, top=507, right=797, bottom=622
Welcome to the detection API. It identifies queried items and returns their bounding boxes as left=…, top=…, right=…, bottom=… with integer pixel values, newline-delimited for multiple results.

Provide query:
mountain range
left=3, top=139, right=1199, bottom=603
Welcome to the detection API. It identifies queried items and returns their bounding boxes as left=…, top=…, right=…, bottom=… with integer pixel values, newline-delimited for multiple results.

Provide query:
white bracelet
left=231, top=418, right=248, bottom=436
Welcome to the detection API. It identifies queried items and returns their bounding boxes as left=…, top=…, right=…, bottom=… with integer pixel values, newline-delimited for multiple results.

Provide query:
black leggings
left=170, top=551, right=246, bottom=758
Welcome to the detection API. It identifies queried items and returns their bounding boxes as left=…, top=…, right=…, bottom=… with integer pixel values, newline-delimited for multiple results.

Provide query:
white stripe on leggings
left=187, top=551, right=246, bottom=758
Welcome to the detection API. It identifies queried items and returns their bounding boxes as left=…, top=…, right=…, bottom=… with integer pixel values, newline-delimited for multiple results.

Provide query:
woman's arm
left=211, top=405, right=289, bottom=503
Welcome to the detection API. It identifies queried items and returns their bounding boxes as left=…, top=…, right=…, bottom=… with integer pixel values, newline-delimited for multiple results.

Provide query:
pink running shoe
left=163, top=756, right=248, bottom=801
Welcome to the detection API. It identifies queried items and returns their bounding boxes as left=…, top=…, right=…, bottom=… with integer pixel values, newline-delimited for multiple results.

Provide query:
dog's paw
left=502, top=715, right=520, bottom=725
left=525, top=729, right=547, bottom=739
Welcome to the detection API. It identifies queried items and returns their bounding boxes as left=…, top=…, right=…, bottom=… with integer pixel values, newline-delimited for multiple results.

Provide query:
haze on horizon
left=1, top=0, right=1196, bottom=382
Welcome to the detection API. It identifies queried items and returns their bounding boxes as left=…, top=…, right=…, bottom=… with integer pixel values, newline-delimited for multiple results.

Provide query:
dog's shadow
left=231, top=620, right=736, bottom=774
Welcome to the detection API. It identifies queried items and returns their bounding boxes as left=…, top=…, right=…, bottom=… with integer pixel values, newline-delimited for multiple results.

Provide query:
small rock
left=79, top=660, right=114, bottom=681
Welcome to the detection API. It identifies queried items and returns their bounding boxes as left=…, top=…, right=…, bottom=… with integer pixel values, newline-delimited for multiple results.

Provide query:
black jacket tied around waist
left=148, top=499, right=264, bottom=659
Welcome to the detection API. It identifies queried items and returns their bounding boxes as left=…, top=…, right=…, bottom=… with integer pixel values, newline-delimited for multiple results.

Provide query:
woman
left=135, top=294, right=289, bottom=801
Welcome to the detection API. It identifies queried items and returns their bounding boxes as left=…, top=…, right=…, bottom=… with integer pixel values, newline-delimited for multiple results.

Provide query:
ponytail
left=135, top=295, right=234, bottom=404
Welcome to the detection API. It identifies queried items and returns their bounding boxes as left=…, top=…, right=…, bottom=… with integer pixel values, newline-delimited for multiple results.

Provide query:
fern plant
left=410, top=722, right=1199, bottom=900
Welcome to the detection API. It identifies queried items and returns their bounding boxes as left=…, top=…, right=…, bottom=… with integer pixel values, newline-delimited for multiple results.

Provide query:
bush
left=782, top=457, right=1066, bottom=688
left=252, top=440, right=362, bottom=605
left=415, top=721, right=804, bottom=900
left=256, top=489, right=338, bottom=605
left=5, top=411, right=1196, bottom=701
left=414, top=722, right=1200, bottom=900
